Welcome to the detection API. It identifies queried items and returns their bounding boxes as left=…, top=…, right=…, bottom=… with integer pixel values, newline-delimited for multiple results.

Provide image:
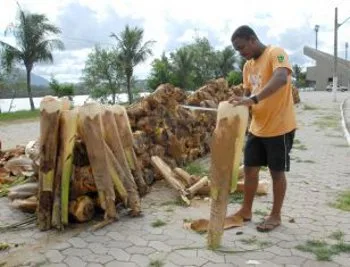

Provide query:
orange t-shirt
left=243, top=45, right=297, bottom=137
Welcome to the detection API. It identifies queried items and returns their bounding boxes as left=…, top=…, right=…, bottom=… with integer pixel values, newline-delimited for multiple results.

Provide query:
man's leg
left=261, top=169, right=287, bottom=227
left=256, top=130, right=294, bottom=232
left=233, top=132, right=266, bottom=220
left=233, top=166, right=260, bottom=220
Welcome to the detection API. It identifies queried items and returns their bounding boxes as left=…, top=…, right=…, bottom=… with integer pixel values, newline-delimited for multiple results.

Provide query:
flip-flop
left=256, top=220, right=280, bottom=232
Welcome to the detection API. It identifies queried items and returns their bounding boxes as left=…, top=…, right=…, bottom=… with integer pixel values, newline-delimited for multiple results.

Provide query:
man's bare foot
left=256, top=215, right=281, bottom=232
left=229, top=208, right=252, bottom=222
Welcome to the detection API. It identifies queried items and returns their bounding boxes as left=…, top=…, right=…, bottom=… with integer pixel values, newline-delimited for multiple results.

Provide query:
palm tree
left=170, top=47, right=195, bottom=90
left=216, top=46, right=237, bottom=78
left=0, top=6, right=64, bottom=110
left=110, top=25, right=154, bottom=104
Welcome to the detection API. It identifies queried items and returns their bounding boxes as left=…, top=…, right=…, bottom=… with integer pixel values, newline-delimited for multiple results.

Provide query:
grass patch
left=294, top=139, right=301, bottom=145
left=0, top=109, right=39, bottom=122
left=253, top=209, right=268, bottom=217
left=165, top=207, right=174, bottom=212
left=302, top=159, right=316, bottom=164
left=229, top=192, right=244, bottom=204
left=303, top=104, right=318, bottom=110
left=291, top=157, right=315, bottom=163
left=149, top=259, right=165, bottom=267
left=258, top=240, right=273, bottom=248
left=296, top=237, right=350, bottom=261
left=325, top=133, right=343, bottom=138
left=0, top=243, right=10, bottom=251
left=296, top=240, right=331, bottom=261
left=331, top=190, right=350, bottom=211
left=240, top=236, right=257, bottom=245
left=313, top=114, right=339, bottom=130
left=332, top=144, right=349, bottom=148
left=329, top=230, right=344, bottom=241
left=184, top=162, right=209, bottom=177
left=260, top=166, right=268, bottom=171
left=0, top=176, right=28, bottom=198
left=293, top=144, right=307, bottom=151
left=160, top=198, right=188, bottom=207
left=151, top=219, right=167, bottom=228
left=239, top=236, right=272, bottom=248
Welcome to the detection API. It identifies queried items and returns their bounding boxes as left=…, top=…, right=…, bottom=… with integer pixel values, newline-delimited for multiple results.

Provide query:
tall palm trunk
left=127, top=75, right=132, bottom=104
left=126, top=67, right=133, bottom=104
left=26, top=66, right=35, bottom=111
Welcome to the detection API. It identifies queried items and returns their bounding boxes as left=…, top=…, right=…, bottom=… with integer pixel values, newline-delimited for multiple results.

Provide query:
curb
left=340, top=97, right=350, bottom=146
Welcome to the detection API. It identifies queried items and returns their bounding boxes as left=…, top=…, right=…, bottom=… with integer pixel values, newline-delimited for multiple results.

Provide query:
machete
left=180, top=105, right=218, bottom=112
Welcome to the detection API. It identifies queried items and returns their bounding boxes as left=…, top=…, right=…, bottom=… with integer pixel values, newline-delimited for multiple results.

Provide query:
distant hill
left=4, top=68, right=49, bottom=87
left=31, top=72, right=49, bottom=86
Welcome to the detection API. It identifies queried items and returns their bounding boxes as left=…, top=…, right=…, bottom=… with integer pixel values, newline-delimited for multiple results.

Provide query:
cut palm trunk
left=51, top=129, right=63, bottom=229
left=207, top=101, right=248, bottom=249
left=186, top=176, right=209, bottom=198
left=59, top=109, right=78, bottom=226
left=78, top=103, right=117, bottom=220
left=102, top=108, right=141, bottom=216
left=69, top=195, right=95, bottom=223
left=113, top=105, right=148, bottom=196
left=173, top=167, right=192, bottom=187
left=52, top=104, right=74, bottom=229
left=7, top=182, right=38, bottom=201
left=37, top=96, right=62, bottom=231
left=11, top=196, right=37, bottom=213
left=70, top=166, right=96, bottom=198
left=104, top=144, right=128, bottom=205
left=151, top=156, right=190, bottom=205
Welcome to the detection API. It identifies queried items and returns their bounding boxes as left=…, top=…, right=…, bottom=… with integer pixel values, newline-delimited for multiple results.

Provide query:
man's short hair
left=231, top=25, right=258, bottom=42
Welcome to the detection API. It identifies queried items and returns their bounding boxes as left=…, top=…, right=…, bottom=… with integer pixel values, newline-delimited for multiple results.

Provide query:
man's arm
left=255, top=67, right=289, bottom=102
left=229, top=67, right=289, bottom=106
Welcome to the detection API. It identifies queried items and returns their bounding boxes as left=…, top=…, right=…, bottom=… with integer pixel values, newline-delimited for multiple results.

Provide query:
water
left=0, top=93, right=149, bottom=112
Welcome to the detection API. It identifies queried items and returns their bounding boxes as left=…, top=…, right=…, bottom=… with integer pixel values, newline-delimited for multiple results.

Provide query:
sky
left=0, top=0, right=350, bottom=83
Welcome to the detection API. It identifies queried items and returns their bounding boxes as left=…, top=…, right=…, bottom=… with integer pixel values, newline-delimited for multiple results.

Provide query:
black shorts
left=244, top=130, right=295, bottom=172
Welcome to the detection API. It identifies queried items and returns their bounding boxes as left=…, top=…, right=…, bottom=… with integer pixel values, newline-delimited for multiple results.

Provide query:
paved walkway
left=1, top=91, right=350, bottom=267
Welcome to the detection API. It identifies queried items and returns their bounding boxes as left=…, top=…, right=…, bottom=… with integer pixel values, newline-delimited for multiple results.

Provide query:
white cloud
left=177, top=29, right=209, bottom=44
left=1, top=0, right=350, bottom=82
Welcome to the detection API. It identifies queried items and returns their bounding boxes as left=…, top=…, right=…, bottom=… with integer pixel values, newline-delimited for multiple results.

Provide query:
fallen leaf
left=185, top=215, right=244, bottom=233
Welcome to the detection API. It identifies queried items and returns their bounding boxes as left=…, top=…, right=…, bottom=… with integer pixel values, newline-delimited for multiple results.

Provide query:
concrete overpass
left=303, top=46, right=350, bottom=91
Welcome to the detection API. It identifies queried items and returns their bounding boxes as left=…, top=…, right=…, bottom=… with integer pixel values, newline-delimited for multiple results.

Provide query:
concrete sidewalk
left=1, top=91, right=350, bottom=267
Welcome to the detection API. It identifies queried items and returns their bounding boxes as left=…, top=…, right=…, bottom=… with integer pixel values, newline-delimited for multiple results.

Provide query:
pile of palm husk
left=127, top=79, right=244, bottom=182
left=2, top=78, right=298, bottom=231
left=0, top=145, right=37, bottom=198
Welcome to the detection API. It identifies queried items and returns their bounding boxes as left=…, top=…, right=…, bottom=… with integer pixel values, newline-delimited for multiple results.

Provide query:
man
left=229, top=25, right=297, bottom=232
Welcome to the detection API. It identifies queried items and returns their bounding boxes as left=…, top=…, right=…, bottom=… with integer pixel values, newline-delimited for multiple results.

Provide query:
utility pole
left=346, top=42, right=349, bottom=60
left=314, top=25, right=319, bottom=50
left=333, top=8, right=350, bottom=102
left=333, top=7, right=338, bottom=102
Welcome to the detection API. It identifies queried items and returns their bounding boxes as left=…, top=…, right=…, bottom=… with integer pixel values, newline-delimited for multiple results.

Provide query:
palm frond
left=0, top=41, right=23, bottom=71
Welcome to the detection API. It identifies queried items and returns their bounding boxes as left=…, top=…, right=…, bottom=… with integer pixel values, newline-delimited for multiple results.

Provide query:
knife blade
left=180, top=105, right=218, bottom=112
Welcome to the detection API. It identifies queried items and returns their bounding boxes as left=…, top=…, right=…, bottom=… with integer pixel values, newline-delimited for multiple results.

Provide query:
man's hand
left=229, top=95, right=254, bottom=107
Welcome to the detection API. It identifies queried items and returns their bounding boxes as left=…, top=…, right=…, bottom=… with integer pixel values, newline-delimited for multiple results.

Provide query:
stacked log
left=32, top=97, right=147, bottom=231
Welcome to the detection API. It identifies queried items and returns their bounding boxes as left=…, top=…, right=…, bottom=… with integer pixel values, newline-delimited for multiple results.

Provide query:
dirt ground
left=0, top=119, right=39, bottom=150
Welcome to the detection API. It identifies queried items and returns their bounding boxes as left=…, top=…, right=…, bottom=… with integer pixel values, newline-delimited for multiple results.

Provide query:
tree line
left=0, top=6, right=308, bottom=111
